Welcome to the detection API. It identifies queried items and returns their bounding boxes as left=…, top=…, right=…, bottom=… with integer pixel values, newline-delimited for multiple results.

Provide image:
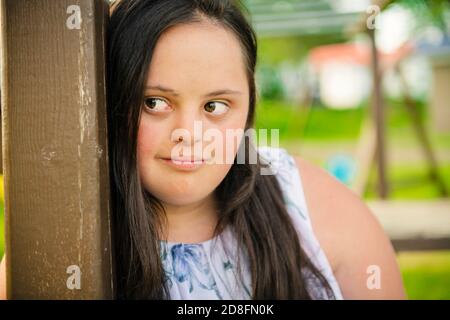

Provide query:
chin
left=157, top=193, right=210, bottom=207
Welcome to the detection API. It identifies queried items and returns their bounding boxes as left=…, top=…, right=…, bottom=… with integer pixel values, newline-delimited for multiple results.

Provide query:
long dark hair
left=107, top=0, right=335, bottom=299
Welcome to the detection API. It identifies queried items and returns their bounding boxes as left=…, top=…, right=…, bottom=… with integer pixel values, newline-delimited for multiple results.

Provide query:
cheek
left=137, top=118, right=165, bottom=172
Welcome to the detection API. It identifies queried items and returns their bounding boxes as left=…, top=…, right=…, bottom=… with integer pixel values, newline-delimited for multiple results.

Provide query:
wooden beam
left=0, top=24, right=2, bottom=175
left=392, top=238, right=450, bottom=252
left=395, top=64, right=448, bottom=197
left=368, top=28, right=389, bottom=199
left=346, top=0, right=395, bottom=35
left=351, top=115, right=377, bottom=197
left=1, top=0, right=115, bottom=299
left=368, top=200, right=450, bottom=251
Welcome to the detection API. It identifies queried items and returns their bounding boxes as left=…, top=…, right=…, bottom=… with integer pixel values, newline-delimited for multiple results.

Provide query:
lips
left=165, top=158, right=203, bottom=162
left=161, top=157, right=205, bottom=163
left=158, top=156, right=207, bottom=171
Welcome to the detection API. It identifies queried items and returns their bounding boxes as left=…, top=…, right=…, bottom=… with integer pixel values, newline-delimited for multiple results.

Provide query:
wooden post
left=351, top=115, right=377, bottom=197
left=368, top=28, right=388, bottom=199
left=395, top=64, right=448, bottom=198
left=1, top=0, right=115, bottom=299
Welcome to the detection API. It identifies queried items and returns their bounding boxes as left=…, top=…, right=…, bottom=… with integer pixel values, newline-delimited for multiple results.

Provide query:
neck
left=161, top=192, right=219, bottom=243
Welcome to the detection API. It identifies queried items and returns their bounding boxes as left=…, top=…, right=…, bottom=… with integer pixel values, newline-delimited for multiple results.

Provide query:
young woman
left=0, top=0, right=406, bottom=300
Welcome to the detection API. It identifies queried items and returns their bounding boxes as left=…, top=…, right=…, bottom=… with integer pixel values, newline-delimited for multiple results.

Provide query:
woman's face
left=137, top=21, right=250, bottom=207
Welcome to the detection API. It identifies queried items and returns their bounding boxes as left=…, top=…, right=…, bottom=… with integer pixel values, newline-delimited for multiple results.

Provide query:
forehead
left=147, top=21, right=248, bottom=89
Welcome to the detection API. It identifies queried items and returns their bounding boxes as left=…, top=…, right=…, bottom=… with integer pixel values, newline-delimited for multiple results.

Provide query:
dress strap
left=257, top=146, right=344, bottom=299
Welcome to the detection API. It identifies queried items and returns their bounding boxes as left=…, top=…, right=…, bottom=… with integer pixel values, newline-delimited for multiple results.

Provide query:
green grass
left=365, top=164, right=450, bottom=200
left=398, top=250, right=450, bottom=300
left=255, top=99, right=366, bottom=141
left=255, top=98, right=450, bottom=200
left=254, top=98, right=432, bottom=143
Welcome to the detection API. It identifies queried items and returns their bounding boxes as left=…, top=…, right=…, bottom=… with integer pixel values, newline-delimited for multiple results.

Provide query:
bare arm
left=0, top=255, right=6, bottom=300
left=294, top=156, right=406, bottom=299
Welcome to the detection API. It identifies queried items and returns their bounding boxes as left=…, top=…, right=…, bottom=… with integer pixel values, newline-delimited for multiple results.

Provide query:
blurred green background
left=248, top=0, right=450, bottom=299
left=252, top=97, right=450, bottom=299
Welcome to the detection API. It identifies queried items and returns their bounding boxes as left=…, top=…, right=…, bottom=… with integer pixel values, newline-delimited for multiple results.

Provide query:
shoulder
left=291, top=155, right=406, bottom=299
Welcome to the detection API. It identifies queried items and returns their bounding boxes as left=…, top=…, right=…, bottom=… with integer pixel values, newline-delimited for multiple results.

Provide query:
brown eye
left=204, top=101, right=229, bottom=115
left=144, top=97, right=171, bottom=112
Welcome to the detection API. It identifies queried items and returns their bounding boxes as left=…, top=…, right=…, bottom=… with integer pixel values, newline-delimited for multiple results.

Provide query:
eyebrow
left=145, top=85, right=243, bottom=98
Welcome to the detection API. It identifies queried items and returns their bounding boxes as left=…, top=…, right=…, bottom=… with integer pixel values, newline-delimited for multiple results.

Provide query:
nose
left=171, top=106, right=203, bottom=146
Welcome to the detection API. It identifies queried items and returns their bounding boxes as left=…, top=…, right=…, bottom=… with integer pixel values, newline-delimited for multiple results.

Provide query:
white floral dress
left=159, top=146, right=344, bottom=300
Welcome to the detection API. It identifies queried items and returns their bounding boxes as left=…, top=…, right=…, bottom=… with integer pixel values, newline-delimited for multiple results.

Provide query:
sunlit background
left=1, top=0, right=449, bottom=299
left=244, top=0, right=450, bottom=299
